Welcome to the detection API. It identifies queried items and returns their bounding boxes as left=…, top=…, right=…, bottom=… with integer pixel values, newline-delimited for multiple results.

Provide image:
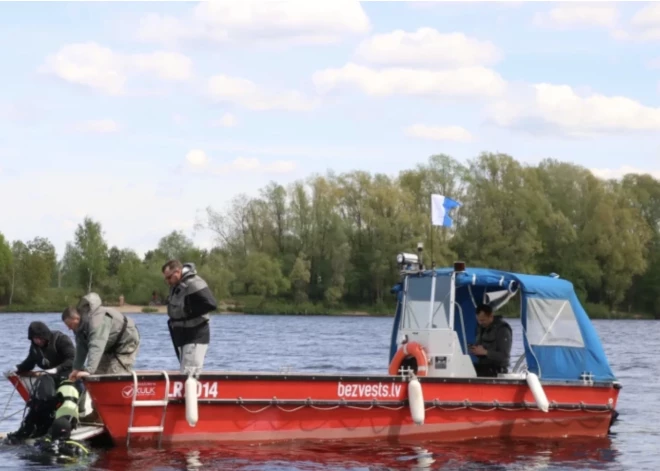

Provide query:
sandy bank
left=116, top=304, right=167, bottom=313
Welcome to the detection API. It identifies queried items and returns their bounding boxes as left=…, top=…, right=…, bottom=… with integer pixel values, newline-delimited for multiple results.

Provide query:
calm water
left=0, top=313, right=657, bottom=470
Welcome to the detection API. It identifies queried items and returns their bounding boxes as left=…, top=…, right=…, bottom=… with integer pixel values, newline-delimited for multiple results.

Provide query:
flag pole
left=430, top=220, right=435, bottom=269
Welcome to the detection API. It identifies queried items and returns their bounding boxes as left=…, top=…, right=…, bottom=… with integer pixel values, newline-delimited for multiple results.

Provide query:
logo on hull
left=122, top=383, right=157, bottom=398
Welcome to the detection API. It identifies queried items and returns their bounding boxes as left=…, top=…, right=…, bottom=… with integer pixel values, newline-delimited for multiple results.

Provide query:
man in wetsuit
left=469, top=303, right=513, bottom=377
left=34, top=417, right=89, bottom=462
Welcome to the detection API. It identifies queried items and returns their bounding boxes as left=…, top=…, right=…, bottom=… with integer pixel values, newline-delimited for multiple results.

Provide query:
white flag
left=431, top=194, right=462, bottom=227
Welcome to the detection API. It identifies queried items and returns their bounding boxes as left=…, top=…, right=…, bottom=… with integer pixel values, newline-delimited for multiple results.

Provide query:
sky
left=1, top=0, right=660, bottom=259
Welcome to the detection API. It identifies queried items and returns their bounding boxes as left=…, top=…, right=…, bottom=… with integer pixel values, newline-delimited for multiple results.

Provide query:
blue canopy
left=389, top=267, right=616, bottom=382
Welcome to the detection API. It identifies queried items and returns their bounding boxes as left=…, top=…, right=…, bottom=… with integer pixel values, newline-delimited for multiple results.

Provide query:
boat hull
left=83, top=371, right=620, bottom=447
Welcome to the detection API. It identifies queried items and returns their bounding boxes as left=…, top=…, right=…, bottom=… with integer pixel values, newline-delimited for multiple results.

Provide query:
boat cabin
left=389, top=244, right=616, bottom=384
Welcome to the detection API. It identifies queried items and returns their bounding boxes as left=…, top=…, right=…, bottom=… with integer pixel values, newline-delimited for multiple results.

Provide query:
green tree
left=289, top=252, right=311, bottom=302
left=72, top=217, right=109, bottom=293
left=621, top=174, right=660, bottom=317
left=8, top=241, right=27, bottom=305
left=236, top=252, right=290, bottom=297
left=23, top=237, right=57, bottom=301
left=453, top=153, right=549, bottom=273
left=108, top=246, right=122, bottom=277
left=198, top=250, right=235, bottom=302
left=156, top=230, right=205, bottom=264
left=3, top=151, right=659, bottom=318
left=0, top=233, right=13, bottom=304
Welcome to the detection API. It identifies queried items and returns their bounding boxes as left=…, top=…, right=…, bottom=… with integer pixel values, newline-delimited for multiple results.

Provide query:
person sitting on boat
left=162, top=260, right=218, bottom=375
left=469, top=303, right=512, bottom=377
left=15, top=321, right=76, bottom=382
left=61, top=292, right=141, bottom=380
left=33, top=416, right=89, bottom=463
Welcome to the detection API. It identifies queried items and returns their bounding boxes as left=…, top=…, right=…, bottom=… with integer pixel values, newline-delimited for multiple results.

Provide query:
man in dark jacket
left=16, top=321, right=75, bottom=381
left=5, top=322, right=76, bottom=443
left=469, top=304, right=513, bottom=377
left=162, top=260, right=217, bottom=375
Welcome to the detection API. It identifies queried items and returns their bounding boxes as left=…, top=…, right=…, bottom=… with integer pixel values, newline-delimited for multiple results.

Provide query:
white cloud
left=214, top=157, right=297, bottom=175
left=41, top=43, right=125, bottom=95
left=404, top=124, right=473, bottom=142
left=590, top=165, right=660, bottom=180
left=184, top=150, right=296, bottom=175
left=208, top=75, right=318, bottom=111
left=41, top=42, right=192, bottom=95
left=647, top=58, right=660, bottom=69
left=627, top=4, right=660, bottom=41
left=355, top=28, right=501, bottom=68
left=137, top=0, right=370, bottom=46
left=532, top=4, right=619, bottom=29
left=130, top=51, right=192, bottom=82
left=212, top=112, right=237, bottom=128
left=604, top=4, right=660, bottom=42
left=485, top=83, right=660, bottom=137
left=313, top=62, right=507, bottom=99
left=74, top=119, right=120, bottom=134
left=631, top=4, right=660, bottom=30
left=185, top=149, right=210, bottom=167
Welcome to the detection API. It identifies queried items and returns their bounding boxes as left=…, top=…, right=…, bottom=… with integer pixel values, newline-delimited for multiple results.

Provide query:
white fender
left=80, top=390, right=94, bottom=418
left=408, top=377, right=425, bottom=425
left=185, top=376, right=199, bottom=427
left=526, top=372, right=549, bottom=413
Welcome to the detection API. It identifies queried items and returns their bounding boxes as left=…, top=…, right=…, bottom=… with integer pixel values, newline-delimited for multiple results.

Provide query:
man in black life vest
left=16, top=321, right=75, bottom=381
left=162, top=260, right=217, bottom=375
left=469, top=303, right=513, bottom=377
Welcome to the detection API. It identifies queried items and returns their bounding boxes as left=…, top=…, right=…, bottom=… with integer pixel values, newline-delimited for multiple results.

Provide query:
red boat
left=5, top=253, right=621, bottom=449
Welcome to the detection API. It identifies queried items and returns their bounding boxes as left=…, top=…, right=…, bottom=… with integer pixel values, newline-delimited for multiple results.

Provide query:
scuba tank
left=54, top=381, right=80, bottom=426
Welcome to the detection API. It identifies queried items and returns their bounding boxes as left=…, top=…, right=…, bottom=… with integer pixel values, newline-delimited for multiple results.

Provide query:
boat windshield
left=402, top=275, right=452, bottom=330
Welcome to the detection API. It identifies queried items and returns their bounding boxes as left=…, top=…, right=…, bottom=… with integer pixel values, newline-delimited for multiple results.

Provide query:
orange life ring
left=388, top=342, right=429, bottom=376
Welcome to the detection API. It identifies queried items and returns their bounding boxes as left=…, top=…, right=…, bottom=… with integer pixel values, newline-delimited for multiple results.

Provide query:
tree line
left=0, top=153, right=658, bottom=318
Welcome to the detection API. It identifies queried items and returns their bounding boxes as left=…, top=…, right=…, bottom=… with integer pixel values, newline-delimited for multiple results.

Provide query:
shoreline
left=0, top=304, right=382, bottom=317
left=0, top=304, right=654, bottom=320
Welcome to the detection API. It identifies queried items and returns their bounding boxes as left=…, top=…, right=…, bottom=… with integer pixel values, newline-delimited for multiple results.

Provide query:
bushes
left=224, top=295, right=394, bottom=316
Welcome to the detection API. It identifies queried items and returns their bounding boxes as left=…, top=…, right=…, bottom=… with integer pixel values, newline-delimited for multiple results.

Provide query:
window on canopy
left=526, top=297, right=585, bottom=347
left=402, top=275, right=453, bottom=330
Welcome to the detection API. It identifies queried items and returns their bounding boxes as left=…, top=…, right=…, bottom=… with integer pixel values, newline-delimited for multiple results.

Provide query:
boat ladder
left=126, top=370, right=170, bottom=449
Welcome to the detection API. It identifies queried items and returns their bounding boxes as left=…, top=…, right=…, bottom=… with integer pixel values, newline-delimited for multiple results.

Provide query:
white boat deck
left=0, top=424, right=106, bottom=442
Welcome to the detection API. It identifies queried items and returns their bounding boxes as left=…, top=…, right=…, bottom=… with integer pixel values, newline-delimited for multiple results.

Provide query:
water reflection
left=186, top=449, right=202, bottom=470
left=89, top=437, right=618, bottom=471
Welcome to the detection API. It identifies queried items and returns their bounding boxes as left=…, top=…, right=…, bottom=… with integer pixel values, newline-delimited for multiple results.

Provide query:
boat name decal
left=169, top=380, right=219, bottom=399
left=337, top=382, right=402, bottom=399
left=122, top=383, right=157, bottom=399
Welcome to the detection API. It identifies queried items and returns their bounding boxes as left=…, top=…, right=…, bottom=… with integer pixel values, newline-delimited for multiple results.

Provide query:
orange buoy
left=388, top=342, right=429, bottom=376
